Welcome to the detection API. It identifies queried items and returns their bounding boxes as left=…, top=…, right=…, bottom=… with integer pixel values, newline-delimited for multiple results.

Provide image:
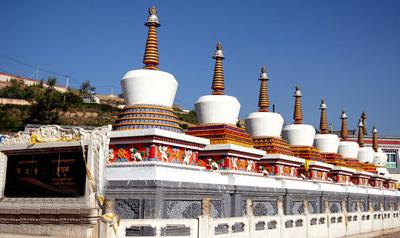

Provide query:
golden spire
left=211, top=42, right=225, bottom=95
left=372, top=126, right=378, bottom=152
left=293, top=86, right=303, bottom=124
left=340, top=109, right=349, bottom=140
left=143, top=6, right=160, bottom=70
left=319, top=98, right=328, bottom=134
left=258, top=65, right=270, bottom=112
left=357, top=119, right=364, bottom=147
left=361, top=111, right=368, bottom=135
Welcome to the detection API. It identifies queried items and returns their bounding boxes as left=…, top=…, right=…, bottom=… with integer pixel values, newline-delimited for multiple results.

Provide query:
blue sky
left=1, top=0, right=399, bottom=135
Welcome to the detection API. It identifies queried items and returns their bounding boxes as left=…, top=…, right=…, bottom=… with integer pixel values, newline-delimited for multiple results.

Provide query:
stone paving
left=376, top=232, right=400, bottom=237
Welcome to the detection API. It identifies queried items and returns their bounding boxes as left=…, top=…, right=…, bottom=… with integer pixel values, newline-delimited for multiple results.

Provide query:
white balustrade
left=372, top=211, right=384, bottom=231
left=250, top=215, right=280, bottom=238
left=116, top=219, right=198, bottom=238
left=345, top=212, right=360, bottom=236
left=111, top=209, right=400, bottom=238
left=360, top=212, right=373, bottom=233
left=207, top=216, right=249, bottom=238
left=280, top=215, right=306, bottom=238
left=307, top=214, right=328, bottom=238
left=327, top=214, right=345, bottom=238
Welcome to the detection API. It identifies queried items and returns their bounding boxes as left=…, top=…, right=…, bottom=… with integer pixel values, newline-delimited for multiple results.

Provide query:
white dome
left=357, top=147, right=375, bottom=164
left=282, top=124, right=316, bottom=146
left=376, top=167, right=390, bottom=176
left=374, top=148, right=387, bottom=167
left=313, top=134, right=340, bottom=153
left=195, top=95, right=240, bottom=125
left=121, top=69, right=178, bottom=107
left=338, top=141, right=359, bottom=159
left=245, top=112, right=284, bottom=138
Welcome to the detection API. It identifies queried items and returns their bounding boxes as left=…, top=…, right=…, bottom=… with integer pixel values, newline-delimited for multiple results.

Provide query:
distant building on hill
left=0, top=72, right=67, bottom=93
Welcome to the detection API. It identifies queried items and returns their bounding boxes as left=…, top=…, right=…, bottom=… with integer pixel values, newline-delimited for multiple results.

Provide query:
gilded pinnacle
left=319, top=98, right=328, bottom=134
left=258, top=65, right=270, bottom=112
left=293, top=86, right=303, bottom=124
left=211, top=42, right=225, bottom=95
left=372, top=126, right=378, bottom=152
left=361, top=111, right=368, bottom=135
left=145, top=6, right=160, bottom=27
left=143, top=6, right=160, bottom=70
left=340, top=109, right=348, bottom=140
left=357, top=119, right=364, bottom=147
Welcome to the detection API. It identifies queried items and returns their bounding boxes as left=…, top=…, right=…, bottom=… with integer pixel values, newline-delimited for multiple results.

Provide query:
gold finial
left=357, top=119, right=364, bottom=147
left=372, top=126, right=378, bottom=152
left=293, top=86, right=303, bottom=124
left=211, top=42, right=225, bottom=95
left=149, top=6, right=157, bottom=16
left=319, top=98, right=328, bottom=134
left=143, top=6, right=160, bottom=70
left=340, top=109, right=348, bottom=140
left=258, top=65, right=270, bottom=112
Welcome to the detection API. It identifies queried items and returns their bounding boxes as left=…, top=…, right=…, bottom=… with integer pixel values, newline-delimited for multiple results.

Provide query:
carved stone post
left=202, top=198, right=211, bottom=216
left=324, top=200, right=330, bottom=214
left=368, top=200, right=374, bottom=213
left=199, top=198, right=212, bottom=238
left=303, top=200, right=309, bottom=215
left=341, top=198, right=347, bottom=213
left=277, top=196, right=284, bottom=215
left=100, top=199, right=116, bottom=238
left=246, top=198, right=253, bottom=216
left=355, top=201, right=360, bottom=212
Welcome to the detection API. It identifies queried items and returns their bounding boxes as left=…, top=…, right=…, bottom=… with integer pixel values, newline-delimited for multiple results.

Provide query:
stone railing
left=111, top=209, right=400, bottom=238
left=115, top=219, right=198, bottom=238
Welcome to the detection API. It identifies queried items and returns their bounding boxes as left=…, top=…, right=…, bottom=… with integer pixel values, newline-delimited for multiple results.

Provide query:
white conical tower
left=313, top=99, right=339, bottom=153
left=121, top=6, right=178, bottom=108
left=282, top=86, right=316, bottom=146
left=337, top=110, right=359, bottom=159
left=245, top=66, right=284, bottom=137
left=195, top=42, right=240, bottom=125
left=357, top=118, right=374, bottom=164
left=372, top=126, right=389, bottom=175
left=114, top=6, right=182, bottom=132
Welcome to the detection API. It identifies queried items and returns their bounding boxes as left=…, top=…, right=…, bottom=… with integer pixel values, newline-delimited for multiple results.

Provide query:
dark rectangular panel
left=4, top=151, right=86, bottom=197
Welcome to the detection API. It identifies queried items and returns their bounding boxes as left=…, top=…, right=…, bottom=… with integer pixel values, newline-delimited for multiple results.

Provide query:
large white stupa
left=282, top=86, right=316, bottom=146
left=114, top=6, right=182, bottom=132
left=195, top=42, right=240, bottom=125
left=337, top=110, right=359, bottom=159
left=371, top=126, right=389, bottom=175
left=356, top=119, right=375, bottom=164
left=245, top=66, right=284, bottom=138
left=313, top=99, right=340, bottom=153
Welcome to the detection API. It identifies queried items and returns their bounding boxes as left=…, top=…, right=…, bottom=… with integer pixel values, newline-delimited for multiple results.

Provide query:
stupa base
left=290, top=146, right=322, bottom=162
left=329, top=166, right=355, bottom=185
left=257, top=154, right=304, bottom=178
left=187, top=124, right=254, bottom=148
left=197, top=143, right=264, bottom=173
left=299, top=160, right=334, bottom=182
left=252, top=137, right=294, bottom=156
left=113, top=104, right=183, bottom=133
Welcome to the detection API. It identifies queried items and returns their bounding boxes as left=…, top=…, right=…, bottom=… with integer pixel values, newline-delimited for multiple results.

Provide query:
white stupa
left=282, top=86, right=316, bottom=146
left=313, top=99, right=340, bottom=153
left=357, top=119, right=375, bottom=164
left=114, top=6, right=182, bottom=132
left=195, top=42, right=240, bottom=125
left=371, top=126, right=390, bottom=176
left=337, top=110, right=359, bottom=159
left=245, top=66, right=284, bottom=138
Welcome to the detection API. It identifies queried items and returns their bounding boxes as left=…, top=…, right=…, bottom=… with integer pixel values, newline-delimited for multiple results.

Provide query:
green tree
left=80, top=80, right=96, bottom=96
left=25, top=77, right=63, bottom=124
